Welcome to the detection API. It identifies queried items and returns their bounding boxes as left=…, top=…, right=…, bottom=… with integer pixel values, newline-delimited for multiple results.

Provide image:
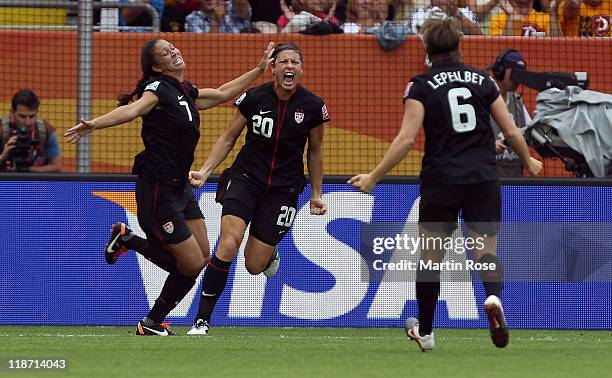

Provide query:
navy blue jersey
left=132, top=75, right=200, bottom=185
left=404, top=59, right=500, bottom=184
left=232, top=82, right=329, bottom=191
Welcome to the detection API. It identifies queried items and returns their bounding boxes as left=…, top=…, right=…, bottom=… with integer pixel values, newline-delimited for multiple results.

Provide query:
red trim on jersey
left=266, top=97, right=291, bottom=192
left=162, top=73, right=191, bottom=97
left=152, top=180, right=163, bottom=242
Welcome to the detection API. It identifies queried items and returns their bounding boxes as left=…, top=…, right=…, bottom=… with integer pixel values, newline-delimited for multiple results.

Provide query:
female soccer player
left=349, top=17, right=542, bottom=350
left=65, top=39, right=274, bottom=336
left=186, top=42, right=329, bottom=335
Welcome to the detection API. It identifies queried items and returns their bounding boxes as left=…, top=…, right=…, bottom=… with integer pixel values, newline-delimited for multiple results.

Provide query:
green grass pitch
left=1, top=326, right=611, bottom=377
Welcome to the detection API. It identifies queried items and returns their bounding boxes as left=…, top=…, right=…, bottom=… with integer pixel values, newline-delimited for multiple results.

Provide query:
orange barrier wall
left=0, top=32, right=610, bottom=176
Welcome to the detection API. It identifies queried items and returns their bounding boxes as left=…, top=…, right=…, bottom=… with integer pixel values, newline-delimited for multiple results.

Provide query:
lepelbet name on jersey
left=427, top=70, right=486, bottom=90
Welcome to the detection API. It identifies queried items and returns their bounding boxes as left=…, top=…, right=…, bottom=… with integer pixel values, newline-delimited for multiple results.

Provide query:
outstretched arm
left=196, top=42, right=274, bottom=110
left=189, top=109, right=248, bottom=188
left=348, top=99, right=424, bottom=192
left=64, top=91, right=158, bottom=143
left=307, top=125, right=326, bottom=215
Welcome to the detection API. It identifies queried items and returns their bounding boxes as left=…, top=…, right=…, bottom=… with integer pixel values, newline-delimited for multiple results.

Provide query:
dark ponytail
left=116, top=39, right=161, bottom=107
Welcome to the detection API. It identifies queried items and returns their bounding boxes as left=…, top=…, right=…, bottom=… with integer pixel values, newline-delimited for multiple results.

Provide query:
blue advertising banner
left=0, top=180, right=610, bottom=329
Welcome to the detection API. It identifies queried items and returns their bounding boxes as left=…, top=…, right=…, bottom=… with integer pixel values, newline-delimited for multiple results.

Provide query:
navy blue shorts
left=217, top=169, right=302, bottom=246
left=419, top=181, right=501, bottom=235
left=135, top=176, right=203, bottom=245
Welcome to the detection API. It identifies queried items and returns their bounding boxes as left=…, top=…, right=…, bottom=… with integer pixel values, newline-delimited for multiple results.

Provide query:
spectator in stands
left=335, top=0, right=349, bottom=23
left=248, top=0, right=285, bottom=32
left=534, top=0, right=552, bottom=11
left=488, top=0, right=550, bottom=35
left=0, top=89, right=62, bottom=173
left=391, top=0, right=420, bottom=24
left=161, top=0, right=201, bottom=32
left=185, top=0, right=251, bottom=33
left=550, top=0, right=611, bottom=36
left=342, top=0, right=388, bottom=33
left=279, top=0, right=340, bottom=33
left=466, top=0, right=502, bottom=34
left=409, top=0, right=482, bottom=34
left=488, top=49, right=532, bottom=177
left=121, top=0, right=164, bottom=28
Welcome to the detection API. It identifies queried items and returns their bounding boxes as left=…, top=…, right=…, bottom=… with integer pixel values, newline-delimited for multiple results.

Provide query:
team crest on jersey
left=294, top=110, right=304, bottom=124
left=163, top=221, right=174, bottom=234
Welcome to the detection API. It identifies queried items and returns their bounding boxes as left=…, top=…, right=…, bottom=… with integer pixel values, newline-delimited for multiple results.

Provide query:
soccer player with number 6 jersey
left=349, top=17, right=542, bottom=351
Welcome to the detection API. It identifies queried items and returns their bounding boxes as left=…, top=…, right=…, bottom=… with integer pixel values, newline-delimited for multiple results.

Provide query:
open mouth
left=174, top=56, right=183, bottom=66
left=283, top=72, right=295, bottom=85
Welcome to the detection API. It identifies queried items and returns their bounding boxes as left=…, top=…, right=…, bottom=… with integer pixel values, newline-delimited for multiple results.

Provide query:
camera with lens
left=8, top=124, right=39, bottom=172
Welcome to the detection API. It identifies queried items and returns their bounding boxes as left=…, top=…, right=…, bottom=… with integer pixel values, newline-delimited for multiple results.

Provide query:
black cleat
left=104, top=222, right=130, bottom=264
left=135, top=321, right=175, bottom=336
left=484, top=295, right=509, bottom=348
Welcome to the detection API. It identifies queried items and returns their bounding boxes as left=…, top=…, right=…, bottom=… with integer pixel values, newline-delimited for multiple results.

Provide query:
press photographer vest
left=490, top=92, right=526, bottom=177
left=0, top=117, right=48, bottom=163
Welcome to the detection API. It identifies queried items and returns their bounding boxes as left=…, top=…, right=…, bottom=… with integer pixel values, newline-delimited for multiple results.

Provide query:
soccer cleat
left=135, top=321, right=175, bottom=336
left=404, top=317, right=435, bottom=352
left=105, top=222, right=130, bottom=264
left=484, top=295, right=509, bottom=348
left=186, top=319, right=210, bottom=336
left=263, top=246, right=280, bottom=277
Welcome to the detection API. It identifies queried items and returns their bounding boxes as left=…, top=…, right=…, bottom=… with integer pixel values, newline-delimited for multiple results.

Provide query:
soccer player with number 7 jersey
left=349, top=17, right=542, bottom=351
left=65, top=39, right=274, bottom=336
left=186, top=42, right=329, bottom=335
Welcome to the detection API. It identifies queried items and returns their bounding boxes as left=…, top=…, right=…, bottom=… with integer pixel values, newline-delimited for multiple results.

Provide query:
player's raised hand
left=310, top=197, right=327, bottom=215
left=64, top=119, right=95, bottom=144
left=257, top=42, right=275, bottom=73
left=188, top=170, right=208, bottom=189
left=525, top=157, right=543, bottom=177
left=348, top=173, right=376, bottom=193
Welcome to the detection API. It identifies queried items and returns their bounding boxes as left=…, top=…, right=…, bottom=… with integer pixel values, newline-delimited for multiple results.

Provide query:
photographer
left=0, top=89, right=62, bottom=172
left=489, top=49, right=532, bottom=177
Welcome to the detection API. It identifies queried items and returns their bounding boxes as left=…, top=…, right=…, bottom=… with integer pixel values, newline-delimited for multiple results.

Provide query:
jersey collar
left=431, top=56, right=459, bottom=67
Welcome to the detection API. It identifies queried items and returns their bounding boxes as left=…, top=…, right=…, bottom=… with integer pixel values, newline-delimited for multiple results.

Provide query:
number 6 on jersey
left=448, top=87, right=476, bottom=133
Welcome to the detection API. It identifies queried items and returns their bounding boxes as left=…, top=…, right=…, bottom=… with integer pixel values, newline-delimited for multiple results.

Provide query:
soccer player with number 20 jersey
left=186, top=43, right=329, bottom=335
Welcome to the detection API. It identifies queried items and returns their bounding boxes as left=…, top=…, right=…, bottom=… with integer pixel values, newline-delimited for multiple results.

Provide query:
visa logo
left=93, top=190, right=478, bottom=321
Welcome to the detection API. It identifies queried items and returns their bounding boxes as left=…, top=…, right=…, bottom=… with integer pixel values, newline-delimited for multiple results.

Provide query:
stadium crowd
left=150, top=0, right=612, bottom=36
left=38, top=0, right=609, bottom=37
